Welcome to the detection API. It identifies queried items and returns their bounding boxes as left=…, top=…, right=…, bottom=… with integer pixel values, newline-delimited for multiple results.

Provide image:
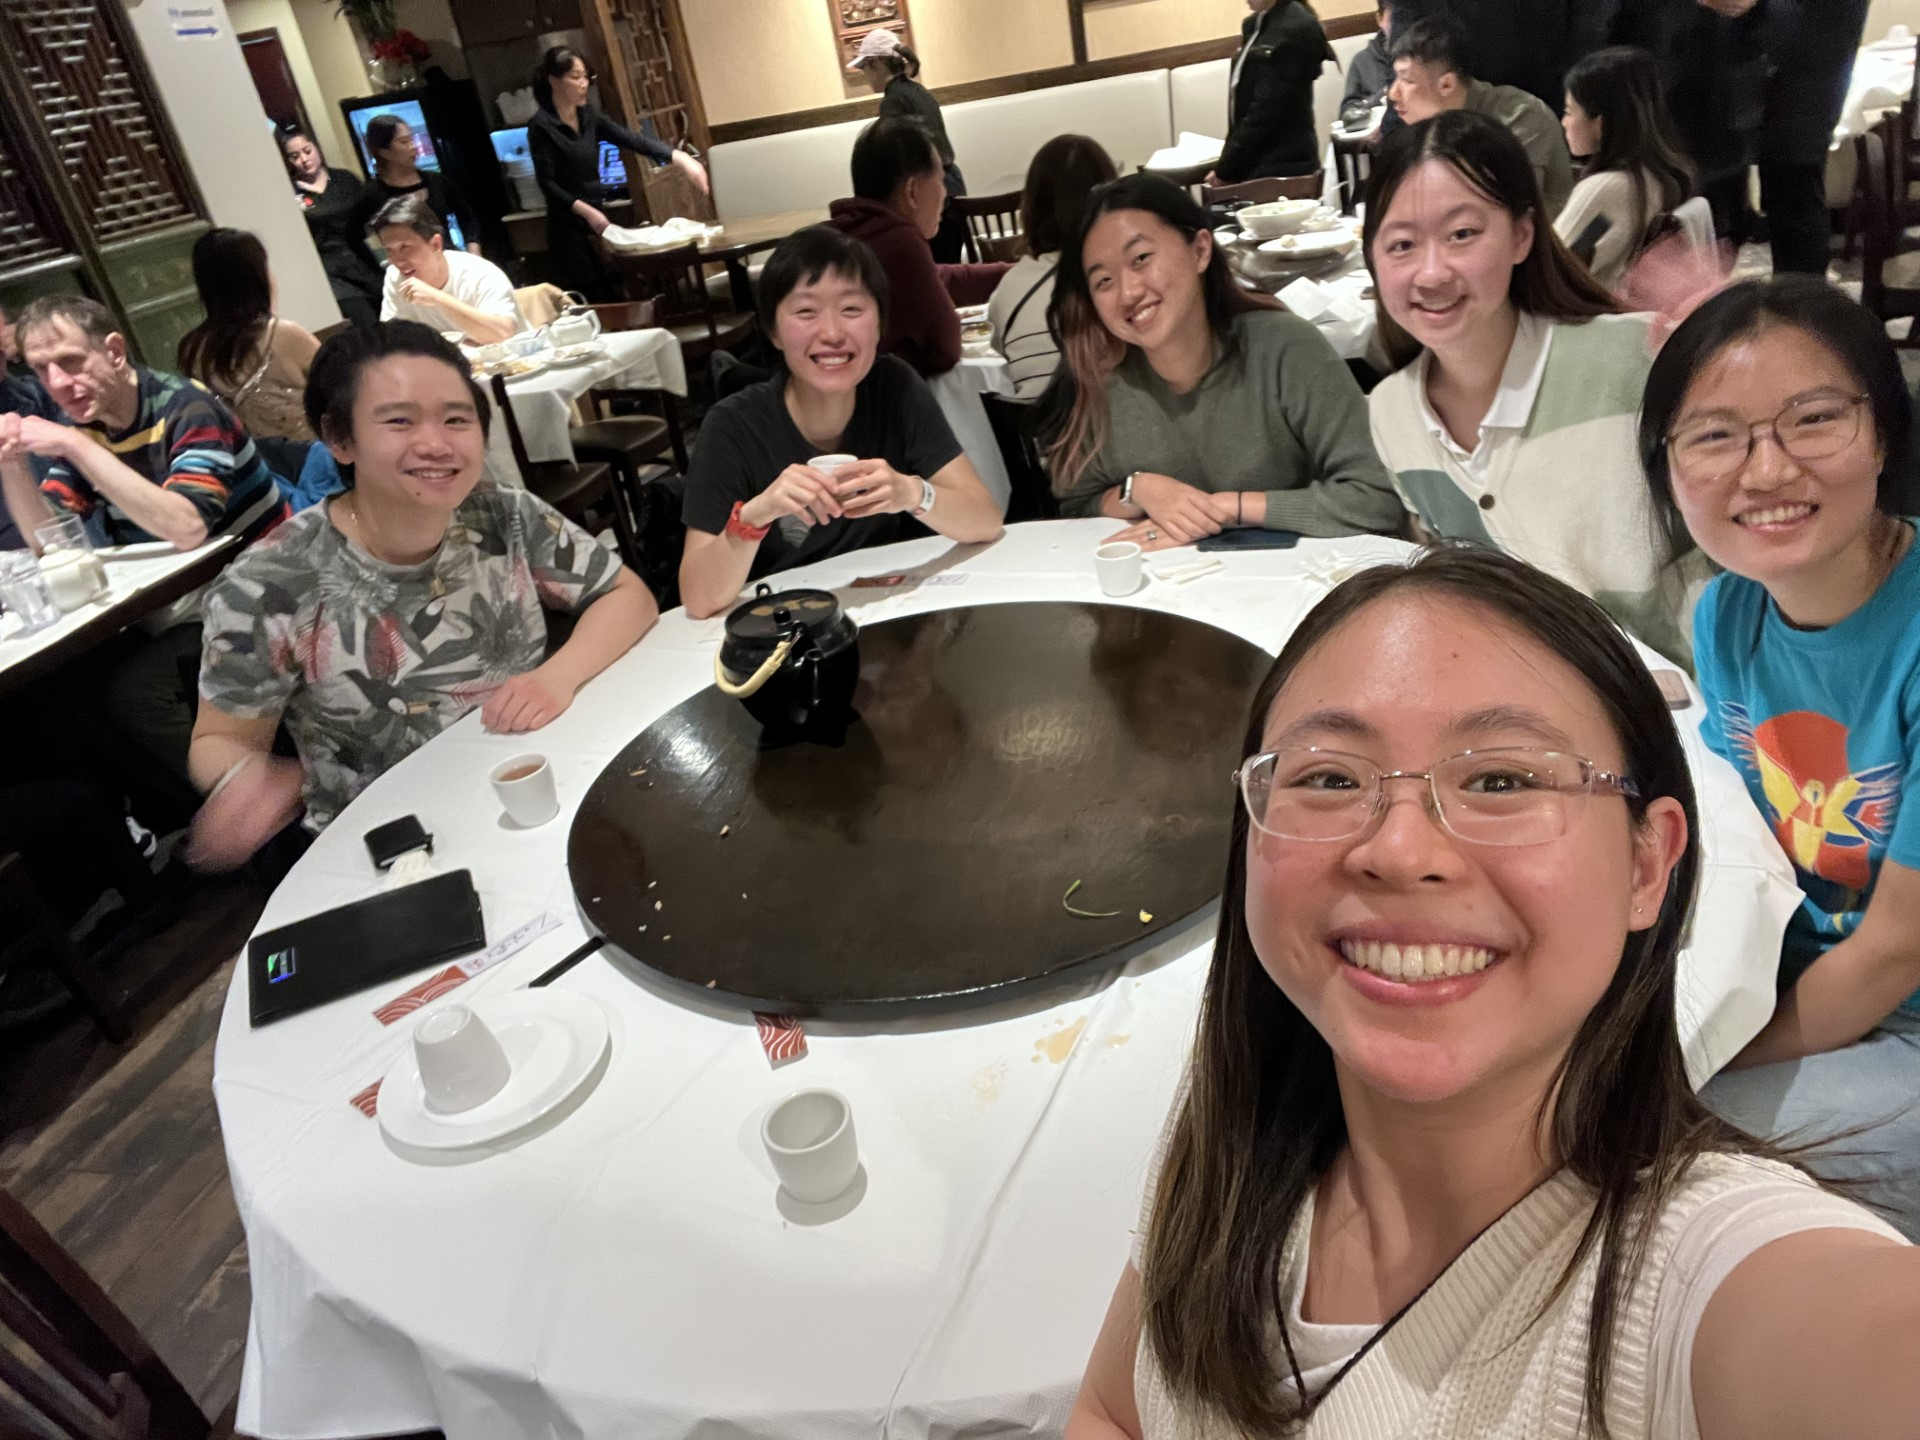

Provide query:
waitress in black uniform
left=279, top=128, right=383, bottom=328
left=851, top=29, right=970, bottom=263
left=348, top=113, right=486, bottom=256
left=528, top=45, right=710, bottom=301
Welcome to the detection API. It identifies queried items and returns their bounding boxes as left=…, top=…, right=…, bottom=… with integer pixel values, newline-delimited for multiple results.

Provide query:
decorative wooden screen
left=831, top=0, right=913, bottom=92
left=0, top=0, right=199, bottom=243
left=579, top=0, right=712, bottom=224
left=0, top=122, right=66, bottom=271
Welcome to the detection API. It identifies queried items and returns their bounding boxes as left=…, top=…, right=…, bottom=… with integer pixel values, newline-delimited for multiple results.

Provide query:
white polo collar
left=1416, top=310, right=1554, bottom=466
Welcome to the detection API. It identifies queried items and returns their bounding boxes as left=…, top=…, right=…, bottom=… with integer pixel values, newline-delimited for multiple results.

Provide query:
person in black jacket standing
left=528, top=45, right=710, bottom=301
left=1752, top=0, right=1873, bottom=273
left=280, top=129, right=383, bottom=329
left=851, top=29, right=970, bottom=263
left=1214, top=0, right=1336, bottom=184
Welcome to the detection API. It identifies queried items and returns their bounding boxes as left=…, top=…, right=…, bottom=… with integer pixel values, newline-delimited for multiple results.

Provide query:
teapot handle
left=713, top=634, right=797, bottom=699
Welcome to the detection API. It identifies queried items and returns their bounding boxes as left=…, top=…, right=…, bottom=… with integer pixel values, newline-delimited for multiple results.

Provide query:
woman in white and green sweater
left=1066, top=548, right=1914, bottom=1440
left=1364, top=110, right=1708, bottom=667
left=1036, top=172, right=1403, bottom=549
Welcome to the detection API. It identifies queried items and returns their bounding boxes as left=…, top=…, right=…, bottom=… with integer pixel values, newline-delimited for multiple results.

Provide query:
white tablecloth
left=487, top=329, right=688, bottom=476
left=0, top=535, right=238, bottom=682
left=215, top=521, right=1795, bottom=1440
left=1837, top=32, right=1916, bottom=144
left=927, top=363, right=1013, bottom=514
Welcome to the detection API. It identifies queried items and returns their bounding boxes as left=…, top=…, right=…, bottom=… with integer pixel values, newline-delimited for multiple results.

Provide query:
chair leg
left=661, top=393, right=690, bottom=474
left=0, top=853, right=132, bottom=1044
left=603, top=463, right=645, bottom=572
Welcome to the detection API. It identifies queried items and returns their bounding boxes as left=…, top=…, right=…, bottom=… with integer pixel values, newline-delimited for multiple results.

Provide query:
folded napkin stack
left=603, top=216, right=725, bottom=252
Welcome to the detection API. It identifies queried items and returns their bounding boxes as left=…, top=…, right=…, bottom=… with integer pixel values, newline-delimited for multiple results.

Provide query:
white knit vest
left=1134, top=1154, right=1888, bottom=1440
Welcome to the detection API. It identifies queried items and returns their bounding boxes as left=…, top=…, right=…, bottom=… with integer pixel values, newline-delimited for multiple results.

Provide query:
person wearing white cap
left=849, top=29, right=970, bottom=263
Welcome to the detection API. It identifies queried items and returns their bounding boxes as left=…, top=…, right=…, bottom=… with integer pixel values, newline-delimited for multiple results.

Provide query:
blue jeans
left=1702, top=1010, right=1920, bottom=1241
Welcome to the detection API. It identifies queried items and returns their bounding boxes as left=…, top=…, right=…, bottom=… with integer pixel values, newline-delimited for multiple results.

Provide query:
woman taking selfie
left=1642, top=275, right=1920, bottom=1240
left=178, top=228, right=320, bottom=441
left=1557, top=46, right=1695, bottom=291
left=1365, top=110, right=1705, bottom=666
left=678, top=227, right=1002, bottom=620
left=1038, top=173, right=1400, bottom=550
left=187, top=322, right=657, bottom=871
left=1066, top=546, right=1916, bottom=1440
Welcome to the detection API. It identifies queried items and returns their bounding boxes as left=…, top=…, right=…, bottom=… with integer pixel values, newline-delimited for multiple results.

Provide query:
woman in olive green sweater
left=1037, top=173, right=1403, bottom=548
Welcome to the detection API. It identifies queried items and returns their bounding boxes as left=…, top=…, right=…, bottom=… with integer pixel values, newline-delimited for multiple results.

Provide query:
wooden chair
left=567, top=299, right=691, bottom=602
left=980, top=394, right=1057, bottom=524
left=611, top=241, right=755, bottom=367
left=0, top=1182, right=208, bottom=1439
left=1331, top=133, right=1372, bottom=215
left=488, top=372, right=640, bottom=568
left=1201, top=170, right=1325, bottom=208
left=952, top=190, right=1025, bottom=263
left=1855, top=130, right=1920, bottom=346
left=1140, top=160, right=1213, bottom=195
left=0, top=853, right=130, bottom=1044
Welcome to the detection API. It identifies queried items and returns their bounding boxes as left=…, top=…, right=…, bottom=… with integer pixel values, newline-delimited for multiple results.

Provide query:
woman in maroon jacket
left=827, top=118, right=1010, bottom=378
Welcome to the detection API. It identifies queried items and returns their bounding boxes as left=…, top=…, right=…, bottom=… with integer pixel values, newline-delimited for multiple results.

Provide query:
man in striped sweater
left=0, top=294, right=286, bottom=828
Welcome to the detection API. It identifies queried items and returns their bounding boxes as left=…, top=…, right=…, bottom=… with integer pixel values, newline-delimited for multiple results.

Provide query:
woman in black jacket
left=347, top=112, right=485, bottom=256
left=1214, top=0, right=1336, bottom=185
left=851, top=29, right=970, bottom=262
left=279, top=128, right=382, bottom=328
left=528, top=45, right=710, bottom=301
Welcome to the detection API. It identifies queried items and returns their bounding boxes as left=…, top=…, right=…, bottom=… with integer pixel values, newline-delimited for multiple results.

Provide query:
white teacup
left=413, top=1003, right=511, bottom=1113
left=762, top=1089, right=860, bottom=1203
left=1095, top=541, right=1145, bottom=597
left=808, top=453, right=858, bottom=478
left=491, top=753, right=558, bottom=827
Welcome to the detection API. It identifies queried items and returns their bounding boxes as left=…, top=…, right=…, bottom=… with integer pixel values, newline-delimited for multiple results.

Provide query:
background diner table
left=482, top=327, right=688, bottom=484
left=0, top=535, right=240, bottom=696
left=214, top=520, right=1797, bottom=1440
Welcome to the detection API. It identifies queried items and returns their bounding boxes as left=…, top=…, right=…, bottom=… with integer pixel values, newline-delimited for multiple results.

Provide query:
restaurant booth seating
left=708, top=35, right=1377, bottom=228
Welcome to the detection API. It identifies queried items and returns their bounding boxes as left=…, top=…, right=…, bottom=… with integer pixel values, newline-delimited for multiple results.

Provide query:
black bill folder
left=247, top=870, right=487, bottom=1027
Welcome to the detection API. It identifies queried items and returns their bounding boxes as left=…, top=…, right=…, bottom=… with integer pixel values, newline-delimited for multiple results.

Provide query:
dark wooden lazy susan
left=567, top=602, right=1271, bottom=1016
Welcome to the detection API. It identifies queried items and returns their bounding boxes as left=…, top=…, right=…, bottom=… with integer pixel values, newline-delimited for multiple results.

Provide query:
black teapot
left=717, top=585, right=861, bottom=744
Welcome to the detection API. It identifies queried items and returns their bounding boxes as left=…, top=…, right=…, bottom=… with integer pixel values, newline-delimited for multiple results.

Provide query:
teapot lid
left=724, top=585, right=844, bottom=643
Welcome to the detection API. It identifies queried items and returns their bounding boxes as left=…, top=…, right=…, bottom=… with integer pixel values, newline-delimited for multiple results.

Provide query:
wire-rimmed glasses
left=1665, top=390, right=1869, bottom=486
left=1234, top=747, right=1640, bottom=848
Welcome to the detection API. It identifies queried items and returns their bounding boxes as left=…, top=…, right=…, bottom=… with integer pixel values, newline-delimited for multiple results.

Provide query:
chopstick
left=530, top=935, right=605, bottom=989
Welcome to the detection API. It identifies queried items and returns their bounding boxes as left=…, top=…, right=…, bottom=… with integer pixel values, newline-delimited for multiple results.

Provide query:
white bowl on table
left=1235, top=199, right=1319, bottom=241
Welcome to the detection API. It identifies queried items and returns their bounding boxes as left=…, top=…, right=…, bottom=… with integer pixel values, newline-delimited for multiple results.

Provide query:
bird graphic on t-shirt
left=1721, top=705, right=1900, bottom=891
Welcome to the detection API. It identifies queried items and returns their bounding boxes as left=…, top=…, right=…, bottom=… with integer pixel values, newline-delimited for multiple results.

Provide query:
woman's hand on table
left=1125, top=472, right=1226, bottom=546
left=483, top=667, right=576, bottom=733
left=832, top=459, right=919, bottom=519
left=186, top=755, right=305, bottom=873
left=743, top=465, right=845, bottom=530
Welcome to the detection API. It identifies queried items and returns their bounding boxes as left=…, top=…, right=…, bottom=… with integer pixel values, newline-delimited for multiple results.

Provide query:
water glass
left=0, top=551, right=60, bottom=634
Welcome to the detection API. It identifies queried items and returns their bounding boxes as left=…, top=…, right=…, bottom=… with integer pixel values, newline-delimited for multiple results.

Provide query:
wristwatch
left=1120, top=471, right=1139, bottom=509
left=912, top=477, right=936, bottom=517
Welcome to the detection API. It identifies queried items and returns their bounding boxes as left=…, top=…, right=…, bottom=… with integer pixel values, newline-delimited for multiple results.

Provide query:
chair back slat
left=489, top=372, right=536, bottom=474
left=951, top=190, right=1024, bottom=261
left=0, top=1187, right=206, bottom=1440
left=1201, top=170, right=1324, bottom=208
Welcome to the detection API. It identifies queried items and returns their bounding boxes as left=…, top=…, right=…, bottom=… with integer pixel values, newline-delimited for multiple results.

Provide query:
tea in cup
left=491, top=753, right=558, bottom=827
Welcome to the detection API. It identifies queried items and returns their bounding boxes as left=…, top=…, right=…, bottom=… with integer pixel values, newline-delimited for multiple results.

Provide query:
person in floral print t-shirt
left=186, top=322, right=658, bottom=870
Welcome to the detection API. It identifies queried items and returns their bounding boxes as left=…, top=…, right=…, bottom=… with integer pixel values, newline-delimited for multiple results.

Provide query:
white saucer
left=378, top=990, right=609, bottom=1150
left=1259, top=231, right=1358, bottom=260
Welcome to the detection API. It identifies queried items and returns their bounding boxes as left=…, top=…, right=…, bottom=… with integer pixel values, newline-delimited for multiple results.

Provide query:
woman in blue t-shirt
left=1640, top=275, right=1920, bottom=1238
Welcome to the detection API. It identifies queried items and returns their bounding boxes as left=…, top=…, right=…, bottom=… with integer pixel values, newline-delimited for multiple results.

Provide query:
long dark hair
left=1565, top=46, right=1694, bottom=248
left=1019, top=134, right=1118, bottom=258
left=1639, top=275, right=1914, bottom=563
left=1364, top=111, right=1620, bottom=369
left=533, top=45, right=586, bottom=112
left=1035, top=172, right=1279, bottom=493
left=1140, top=545, right=1797, bottom=1439
left=177, top=228, right=273, bottom=389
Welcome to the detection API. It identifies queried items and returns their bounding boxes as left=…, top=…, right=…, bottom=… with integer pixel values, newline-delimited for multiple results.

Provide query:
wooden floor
left=0, top=873, right=268, bottom=1427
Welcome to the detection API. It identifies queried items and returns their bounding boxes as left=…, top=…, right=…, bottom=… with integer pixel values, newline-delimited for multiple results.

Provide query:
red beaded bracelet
left=726, top=501, right=770, bottom=542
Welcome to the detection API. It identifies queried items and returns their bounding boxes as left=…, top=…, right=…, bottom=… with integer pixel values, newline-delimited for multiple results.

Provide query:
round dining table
left=214, top=520, right=1798, bottom=1440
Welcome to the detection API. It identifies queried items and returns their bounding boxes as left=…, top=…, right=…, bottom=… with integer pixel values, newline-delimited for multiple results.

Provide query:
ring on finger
left=1147, top=528, right=1159, bottom=540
